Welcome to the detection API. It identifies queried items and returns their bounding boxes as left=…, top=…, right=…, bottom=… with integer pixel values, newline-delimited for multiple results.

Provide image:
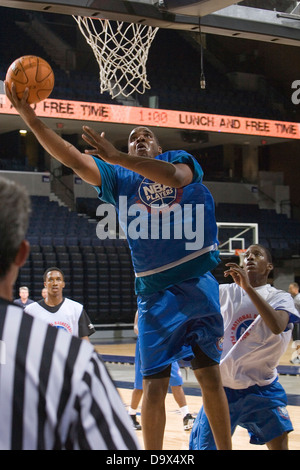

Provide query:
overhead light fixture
left=19, top=129, right=27, bottom=136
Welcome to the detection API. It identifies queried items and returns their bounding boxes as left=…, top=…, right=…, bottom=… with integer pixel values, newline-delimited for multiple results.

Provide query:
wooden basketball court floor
left=94, top=340, right=300, bottom=451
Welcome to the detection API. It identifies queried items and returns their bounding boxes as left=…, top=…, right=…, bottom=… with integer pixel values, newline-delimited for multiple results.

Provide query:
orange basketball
left=6, top=55, right=54, bottom=104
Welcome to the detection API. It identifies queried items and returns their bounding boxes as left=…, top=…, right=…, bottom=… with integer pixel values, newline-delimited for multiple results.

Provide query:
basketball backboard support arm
left=0, top=0, right=235, bottom=22
left=1, top=0, right=300, bottom=46
left=156, top=0, right=236, bottom=17
left=0, top=0, right=237, bottom=17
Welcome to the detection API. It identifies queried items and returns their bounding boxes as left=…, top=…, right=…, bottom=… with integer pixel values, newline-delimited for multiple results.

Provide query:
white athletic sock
left=180, top=406, right=189, bottom=418
left=128, top=407, right=137, bottom=416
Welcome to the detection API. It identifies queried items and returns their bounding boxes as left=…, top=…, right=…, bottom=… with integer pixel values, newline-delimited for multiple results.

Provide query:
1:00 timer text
left=139, top=109, right=168, bottom=124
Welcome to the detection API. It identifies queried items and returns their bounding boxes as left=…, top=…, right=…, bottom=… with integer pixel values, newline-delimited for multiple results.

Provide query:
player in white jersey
left=190, top=244, right=300, bottom=450
left=25, top=267, right=95, bottom=341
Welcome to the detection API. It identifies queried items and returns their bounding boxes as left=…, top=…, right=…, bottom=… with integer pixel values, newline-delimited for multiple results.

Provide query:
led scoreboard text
left=0, top=94, right=299, bottom=139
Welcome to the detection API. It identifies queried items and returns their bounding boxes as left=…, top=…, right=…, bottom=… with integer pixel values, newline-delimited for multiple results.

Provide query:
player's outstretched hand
left=224, top=263, right=251, bottom=291
left=82, top=126, right=122, bottom=164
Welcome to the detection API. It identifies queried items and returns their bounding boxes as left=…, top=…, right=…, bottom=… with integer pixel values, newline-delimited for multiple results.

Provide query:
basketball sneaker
left=290, top=356, right=300, bottom=364
left=183, top=413, right=195, bottom=431
left=130, top=414, right=142, bottom=430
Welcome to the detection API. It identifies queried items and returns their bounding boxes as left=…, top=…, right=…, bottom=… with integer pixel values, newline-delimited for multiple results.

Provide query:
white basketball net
left=73, top=16, right=159, bottom=98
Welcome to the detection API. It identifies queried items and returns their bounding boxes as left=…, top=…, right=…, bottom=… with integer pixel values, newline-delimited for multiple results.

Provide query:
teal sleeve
left=168, top=151, right=203, bottom=183
left=92, top=157, right=117, bottom=206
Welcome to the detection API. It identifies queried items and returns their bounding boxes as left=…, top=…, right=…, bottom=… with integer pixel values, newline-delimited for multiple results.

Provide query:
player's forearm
left=28, top=117, right=82, bottom=169
left=244, top=286, right=289, bottom=334
left=116, top=152, right=189, bottom=187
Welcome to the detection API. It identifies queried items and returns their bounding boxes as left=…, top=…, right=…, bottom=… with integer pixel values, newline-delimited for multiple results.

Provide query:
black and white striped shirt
left=0, top=299, right=139, bottom=450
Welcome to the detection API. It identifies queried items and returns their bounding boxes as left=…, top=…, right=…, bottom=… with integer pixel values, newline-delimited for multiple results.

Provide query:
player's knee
left=194, top=364, right=222, bottom=392
left=191, top=344, right=218, bottom=370
left=142, top=365, right=171, bottom=400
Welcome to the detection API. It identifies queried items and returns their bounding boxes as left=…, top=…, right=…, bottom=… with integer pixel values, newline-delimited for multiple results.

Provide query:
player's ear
left=266, top=262, right=274, bottom=274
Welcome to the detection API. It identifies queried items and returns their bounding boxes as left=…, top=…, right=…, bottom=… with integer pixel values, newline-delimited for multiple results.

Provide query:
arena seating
left=16, top=196, right=136, bottom=324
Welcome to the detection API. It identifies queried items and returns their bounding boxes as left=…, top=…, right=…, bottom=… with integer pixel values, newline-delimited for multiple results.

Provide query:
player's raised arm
left=224, top=260, right=289, bottom=334
left=5, top=83, right=101, bottom=187
left=82, top=125, right=193, bottom=188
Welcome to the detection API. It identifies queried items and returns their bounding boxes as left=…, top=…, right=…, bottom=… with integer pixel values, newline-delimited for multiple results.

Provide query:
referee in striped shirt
left=0, top=176, right=139, bottom=450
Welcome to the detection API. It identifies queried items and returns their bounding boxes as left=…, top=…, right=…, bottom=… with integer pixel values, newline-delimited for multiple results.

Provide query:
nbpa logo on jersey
left=138, top=179, right=178, bottom=208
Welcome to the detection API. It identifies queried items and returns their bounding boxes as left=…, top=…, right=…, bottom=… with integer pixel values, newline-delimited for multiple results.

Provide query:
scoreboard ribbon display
left=1, top=94, right=299, bottom=139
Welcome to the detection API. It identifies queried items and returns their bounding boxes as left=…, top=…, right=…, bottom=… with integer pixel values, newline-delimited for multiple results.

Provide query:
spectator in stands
left=0, top=175, right=139, bottom=450
left=25, top=267, right=95, bottom=341
left=13, top=286, right=34, bottom=309
left=5, top=83, right=232, bottom=451
left=189, top=244, right=300, bottom=450
left=129, top=311, right=195, bottom=432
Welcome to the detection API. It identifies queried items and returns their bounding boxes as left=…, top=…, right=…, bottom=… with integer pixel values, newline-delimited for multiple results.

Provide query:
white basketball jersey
left=219, top=283, right=299, bottom=389
left=25, top=298, right=84, bottom=337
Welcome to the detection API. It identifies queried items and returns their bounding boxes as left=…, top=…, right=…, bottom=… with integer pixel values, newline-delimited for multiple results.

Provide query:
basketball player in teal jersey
left=5, top=82, right=231, bottom=450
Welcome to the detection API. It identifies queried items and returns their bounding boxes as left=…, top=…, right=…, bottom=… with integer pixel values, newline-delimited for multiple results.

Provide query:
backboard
left=217, top=222, right=259, bottom=257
